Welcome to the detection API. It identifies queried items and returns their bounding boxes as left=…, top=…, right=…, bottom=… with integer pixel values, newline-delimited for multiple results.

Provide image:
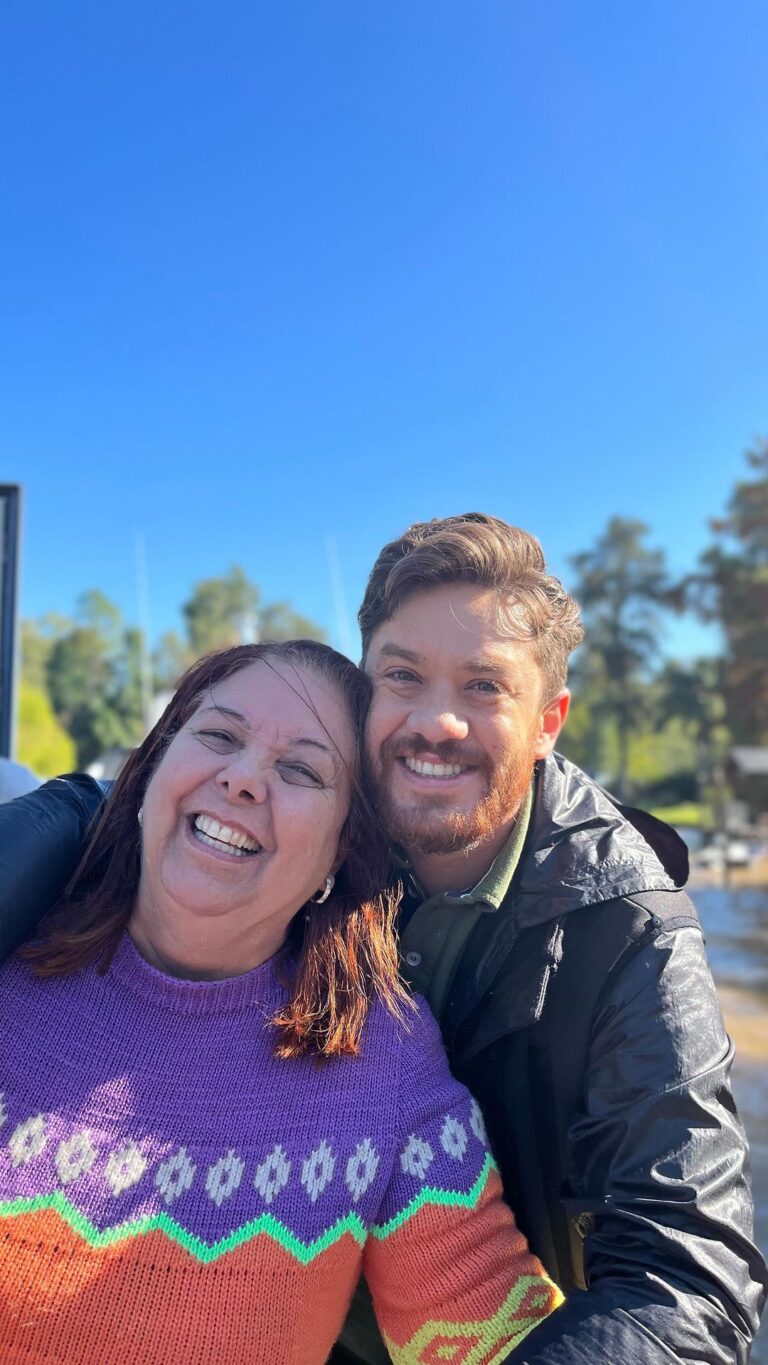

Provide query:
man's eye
left=386, top=669, right=419, bottom=683
left=469, top=680, right=503, bottom=695
left=278, top=762, right=323, bottom=787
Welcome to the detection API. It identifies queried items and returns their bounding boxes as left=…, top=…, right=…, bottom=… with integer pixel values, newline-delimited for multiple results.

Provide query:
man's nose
left=407, top=700, right=469, bottom=745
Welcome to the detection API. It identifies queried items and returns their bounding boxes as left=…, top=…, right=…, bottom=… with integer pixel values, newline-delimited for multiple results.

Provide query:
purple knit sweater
left=0, top=933, right=559, bottom=1363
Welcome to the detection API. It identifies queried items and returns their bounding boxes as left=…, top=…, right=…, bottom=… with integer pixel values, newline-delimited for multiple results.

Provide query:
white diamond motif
left=206, top=1150, right=245, bottom=1208
left=254, top=1144, right=291, bottom=1205
left=400, top=1134, right=434, bottom=1180
left=8, top=1114, right=47, bottom=1167
left=55, top=1131, right=98, bottom=1185
left=440, top=1115, right=468, bottom=1161
left=469, top=1098, right=488, bottom=1145
left=105, top=1142, right=148, bottom=1196
left=155, top=1146, right=196, bottom=1204
left=345, top=1138, right=380, bottom=1201
left=301, top=1140, right=336, bottom=1203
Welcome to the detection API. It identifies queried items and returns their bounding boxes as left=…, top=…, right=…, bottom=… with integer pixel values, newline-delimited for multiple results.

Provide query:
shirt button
left=405, top=951, right=422, bottom=968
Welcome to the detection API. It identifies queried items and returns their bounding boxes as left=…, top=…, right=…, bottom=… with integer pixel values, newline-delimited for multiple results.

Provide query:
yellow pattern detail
left=384, top=1274, right=563, bottom=1365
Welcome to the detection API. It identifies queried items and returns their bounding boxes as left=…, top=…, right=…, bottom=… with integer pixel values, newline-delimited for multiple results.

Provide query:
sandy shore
left=718, top=985, right=768, bottom=1064
left=689, top=856, right=768, bottom=890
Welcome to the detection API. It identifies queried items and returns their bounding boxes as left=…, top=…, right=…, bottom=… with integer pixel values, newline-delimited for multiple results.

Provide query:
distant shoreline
left=718, top=985, right=768, bottom=1065
left=689, top=858, right=768, bottom=891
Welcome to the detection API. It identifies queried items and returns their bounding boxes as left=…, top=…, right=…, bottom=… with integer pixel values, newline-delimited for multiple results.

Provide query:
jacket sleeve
left=0, top=773, right=105, bottom=960
left=363, top=999, right=562, bottom=1362
left=512, top=926, right=767, bottom=1364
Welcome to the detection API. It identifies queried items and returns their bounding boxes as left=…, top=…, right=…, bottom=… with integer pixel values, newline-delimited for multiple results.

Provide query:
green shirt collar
left=396, top=782, right=534, bottom=1016
left=396, top=780, right=534, bottom=913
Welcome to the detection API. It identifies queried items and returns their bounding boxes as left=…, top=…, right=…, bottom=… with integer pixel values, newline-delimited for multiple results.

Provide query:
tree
left=181, top=568, right=326, bottom=655
left=183, top=567, right=261, bottom=654
left=259, top=601, right=325, bottom=643
left=17, top=684, right=77, bottom=778
left=569, top=518, right=670, bottom=799
left=43, top=592, right=145, bottom=766
left=152, top=630, right=194, bottom=691
left=689, top=442, right=768, bottom=744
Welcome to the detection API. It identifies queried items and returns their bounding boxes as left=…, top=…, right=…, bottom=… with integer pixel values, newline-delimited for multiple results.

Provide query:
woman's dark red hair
left=23, top=641, right=410, bottom=1058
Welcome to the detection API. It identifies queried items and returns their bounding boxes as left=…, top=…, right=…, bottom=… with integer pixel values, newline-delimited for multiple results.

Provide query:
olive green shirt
left=399, top=783, right=533, bottom=1020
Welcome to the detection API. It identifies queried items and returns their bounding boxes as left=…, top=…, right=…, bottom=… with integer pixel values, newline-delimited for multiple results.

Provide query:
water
left=692, top=883, right=768, bottom=1361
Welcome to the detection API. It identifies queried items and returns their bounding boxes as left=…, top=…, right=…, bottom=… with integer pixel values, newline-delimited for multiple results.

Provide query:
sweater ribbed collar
left=108, top=931, right=288, bottom=1016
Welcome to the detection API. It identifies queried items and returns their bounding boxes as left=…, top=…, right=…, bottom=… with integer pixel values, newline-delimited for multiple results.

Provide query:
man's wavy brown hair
left=23, top=641, right=410, bottom=1059
left=359, top=513, right=584, bottom=698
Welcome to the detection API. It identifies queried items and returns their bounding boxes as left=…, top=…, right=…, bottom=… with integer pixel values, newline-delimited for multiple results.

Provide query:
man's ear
left=533, top=689, right=570, bottom=760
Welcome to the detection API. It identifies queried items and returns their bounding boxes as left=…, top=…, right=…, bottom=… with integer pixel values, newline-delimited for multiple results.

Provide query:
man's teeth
left=193, top=815, right=261, bottom=856
left=404, top=757, right=466, bottom=778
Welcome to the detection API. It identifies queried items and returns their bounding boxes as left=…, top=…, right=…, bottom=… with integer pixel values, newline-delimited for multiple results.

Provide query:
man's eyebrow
left=197, top=705, right=333, bottom=756
left=459, top=657, right=512, bottom=676
left=376, top=644, right=423, bottom=664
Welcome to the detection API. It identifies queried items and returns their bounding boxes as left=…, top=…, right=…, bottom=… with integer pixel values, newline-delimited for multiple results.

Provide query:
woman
left=0, top=640, right=560, bottom=1364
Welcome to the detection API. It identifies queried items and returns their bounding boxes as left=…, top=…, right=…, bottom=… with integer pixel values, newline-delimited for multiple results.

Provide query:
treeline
left=19, top=443, right=767, bottom=821
left=19, top=568, right=324, bottom=775
left=558, top=441, right=767, bottom=816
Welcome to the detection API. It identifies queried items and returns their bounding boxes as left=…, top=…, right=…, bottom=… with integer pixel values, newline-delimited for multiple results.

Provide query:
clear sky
left=3, top=2, right=766, bottom=660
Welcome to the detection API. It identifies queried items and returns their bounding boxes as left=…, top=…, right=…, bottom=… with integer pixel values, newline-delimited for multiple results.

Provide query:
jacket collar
left=444, top=755, right=688, bottom=1057
left=512, top=753, right=685, bottom=931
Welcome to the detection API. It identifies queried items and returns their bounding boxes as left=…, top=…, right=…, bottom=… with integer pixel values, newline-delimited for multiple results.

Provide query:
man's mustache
left=379, top=735, right=488, bottom=768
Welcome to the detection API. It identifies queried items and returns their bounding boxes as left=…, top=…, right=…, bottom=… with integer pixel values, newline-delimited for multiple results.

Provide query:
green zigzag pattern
left=0, top=1155, right=495, bottom=1267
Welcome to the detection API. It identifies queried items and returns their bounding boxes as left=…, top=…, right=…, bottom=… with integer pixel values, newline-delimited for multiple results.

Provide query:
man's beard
left=369, top=733, right=537, bottom=856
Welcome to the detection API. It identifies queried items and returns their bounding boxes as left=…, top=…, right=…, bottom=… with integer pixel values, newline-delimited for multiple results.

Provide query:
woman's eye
left=278, top=762, right=323, bottom=787
left=196, top=729, right=235, bottom=746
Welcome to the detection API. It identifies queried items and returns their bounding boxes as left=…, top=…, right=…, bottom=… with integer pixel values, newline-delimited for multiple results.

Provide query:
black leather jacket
left=0, top=762, right=766, bottom=1363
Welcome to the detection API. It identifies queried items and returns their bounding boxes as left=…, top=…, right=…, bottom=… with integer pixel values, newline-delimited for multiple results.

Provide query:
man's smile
left=402, top=756, right=470, bottom=779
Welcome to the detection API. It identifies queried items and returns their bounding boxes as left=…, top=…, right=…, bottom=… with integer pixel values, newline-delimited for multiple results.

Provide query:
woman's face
left=138, top=659, right=355, bottom=945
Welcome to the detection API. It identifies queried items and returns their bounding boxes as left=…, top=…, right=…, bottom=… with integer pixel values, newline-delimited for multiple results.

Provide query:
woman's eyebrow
left=198, top=704, right=248, bottom=723
left=199, top=705, right=333, bottom=757
left=286, top=737, right=334, bottom=757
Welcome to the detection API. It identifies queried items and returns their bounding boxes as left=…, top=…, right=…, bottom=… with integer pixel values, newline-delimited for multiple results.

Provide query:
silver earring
left=137, top=807, right=144, bottom=827
left=311, top=875, right=334, bottom=904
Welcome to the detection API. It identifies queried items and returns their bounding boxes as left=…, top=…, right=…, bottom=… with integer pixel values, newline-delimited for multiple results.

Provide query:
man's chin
left=381, top=805, right=494, bottom=857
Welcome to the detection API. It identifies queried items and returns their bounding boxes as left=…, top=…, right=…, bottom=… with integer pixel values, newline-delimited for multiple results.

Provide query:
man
left=335, top=513, right=765, bottom=1363
left=0, top=514, right=765, bottom=1363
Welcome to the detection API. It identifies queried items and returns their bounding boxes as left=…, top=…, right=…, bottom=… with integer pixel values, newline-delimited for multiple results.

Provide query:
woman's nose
left=215, top=760, right=269, bottom=805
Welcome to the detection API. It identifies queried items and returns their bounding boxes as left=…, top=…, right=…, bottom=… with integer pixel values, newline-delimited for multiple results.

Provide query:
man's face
left=365, top=583, right=567, bottom=856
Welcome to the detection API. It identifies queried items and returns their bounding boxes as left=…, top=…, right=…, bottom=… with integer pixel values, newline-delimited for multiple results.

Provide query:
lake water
left=692, top=883, right=768, bottom=1361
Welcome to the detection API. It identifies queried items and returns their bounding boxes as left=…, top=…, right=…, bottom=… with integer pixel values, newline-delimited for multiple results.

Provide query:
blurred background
left=1, top=1, right=767, bottom=1352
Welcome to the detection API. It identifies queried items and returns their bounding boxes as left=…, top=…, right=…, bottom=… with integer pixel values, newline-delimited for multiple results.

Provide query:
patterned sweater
left=0, top=934, right=560, bottom=1364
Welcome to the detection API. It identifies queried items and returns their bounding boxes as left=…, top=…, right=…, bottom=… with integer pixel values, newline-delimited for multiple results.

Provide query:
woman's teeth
left=404, top=757, right=465, bottom=778
left=193, top=814, right=261, bottom=856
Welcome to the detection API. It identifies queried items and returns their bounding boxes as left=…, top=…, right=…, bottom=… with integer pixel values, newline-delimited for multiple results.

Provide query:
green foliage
left=152, top=630, right=194, bottom=691
left=21, top=568, right=325, bottom=769
left=17, top=684, right=77, bottom=778
left=568, top=518, right=670, bottom=798
left=688, top=441, right=768, bottom=745
left=183, top=567, right=261, bottom=654
left=259, top=601, right=325, bottom=643
left=34, top=593, right=145, bottom=767
left=181, top=568, right=326, bottom=655
left=647, top=803, right=710, bottom=828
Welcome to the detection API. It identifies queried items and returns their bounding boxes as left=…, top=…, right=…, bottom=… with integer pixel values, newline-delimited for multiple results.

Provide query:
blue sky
left=3, top=2, right=767, bottom=661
